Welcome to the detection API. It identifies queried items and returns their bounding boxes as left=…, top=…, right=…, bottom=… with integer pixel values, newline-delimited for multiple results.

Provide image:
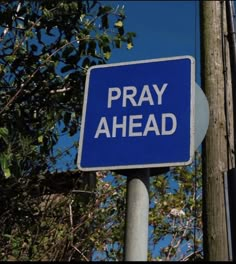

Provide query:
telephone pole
left=200, top=1, right=234, bottom=261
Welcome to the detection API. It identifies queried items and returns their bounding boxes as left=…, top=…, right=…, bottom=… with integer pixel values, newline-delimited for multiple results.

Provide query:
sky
left=104, top=1, right=200, bottom=82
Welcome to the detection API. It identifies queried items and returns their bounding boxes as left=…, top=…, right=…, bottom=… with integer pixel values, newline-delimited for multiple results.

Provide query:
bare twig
left=69, top=199, right=74, bottom=228
left=71, top=245, right=89, bottom=262
left=181, top=249, right=203, bottom=261
left=71, top=190, right=95, bottom=194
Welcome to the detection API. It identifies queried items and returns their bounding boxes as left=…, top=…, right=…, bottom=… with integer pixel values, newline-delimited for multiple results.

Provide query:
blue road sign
left=77, top=56, right=195, bottom=171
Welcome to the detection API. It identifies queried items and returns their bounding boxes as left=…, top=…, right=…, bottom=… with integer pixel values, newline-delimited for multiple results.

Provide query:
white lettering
left=143, top=114, right=160, bottom=136
left=107, top=83, right=168, bottom=109
left=122, top=86, right=137, bottom=107
left=162, top=113, right=177, bottom=135
left=112, top=116, right=127, bottom=137
left=129, top=115, right=143, bottom=136
left=94, top=113, right=177, bottom=138
left=137, top=85, right=154, bottom=106
left=152, top=83, right=168, bottom=105
left=94, top=117, right=111, bottom=138
left=108, top=87, right=121, bottom=108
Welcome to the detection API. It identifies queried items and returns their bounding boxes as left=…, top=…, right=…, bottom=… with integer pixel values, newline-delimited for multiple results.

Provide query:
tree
left=0, top=0, right=203, bottom=261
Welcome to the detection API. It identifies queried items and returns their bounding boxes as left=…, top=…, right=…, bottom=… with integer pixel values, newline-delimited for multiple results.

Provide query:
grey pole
left=124, top=169, right=150, bottom=261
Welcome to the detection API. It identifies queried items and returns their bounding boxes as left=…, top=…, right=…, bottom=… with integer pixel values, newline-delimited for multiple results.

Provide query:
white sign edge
left=77, top=55, right=195, bottom=171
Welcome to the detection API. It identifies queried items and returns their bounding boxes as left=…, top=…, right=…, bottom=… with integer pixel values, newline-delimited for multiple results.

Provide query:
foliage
left=0, top=0, right=135, bottom=179
left=0, top=161, right=203, bottom=261
left=0, top=0, right=203, bottom=261
left=149, top=152, right=203, bottom=261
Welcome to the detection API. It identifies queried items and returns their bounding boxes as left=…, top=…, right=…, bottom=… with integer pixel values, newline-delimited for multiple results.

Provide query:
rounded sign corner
left=87, top=64, right=98, bottom=74
left=77, top=158, right=87, bottom=172
left=185, top=155, right=194, bottom=166
left=185, top=55, right=195, bottom=65
left=77, top=164, right=90, bottom=172
left=77, top=159, right=101, bottom=172
left=77, top=162, right=83, bottom=171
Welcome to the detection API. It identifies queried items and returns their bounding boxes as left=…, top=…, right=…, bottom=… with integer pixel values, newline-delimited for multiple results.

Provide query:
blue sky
left=104, top=1, right=200, bottom=83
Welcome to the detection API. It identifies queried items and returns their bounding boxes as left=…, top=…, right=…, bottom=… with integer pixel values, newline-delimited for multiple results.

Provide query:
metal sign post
left=124, top=170, right=150, bottom=261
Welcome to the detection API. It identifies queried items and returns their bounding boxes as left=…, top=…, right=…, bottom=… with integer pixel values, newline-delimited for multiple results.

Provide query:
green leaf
left=0, top=127, right=8, bottom=141
left=97, top=6, right=113, bottom=16
left=127, top=42, right=133, bottom=50
left=25, top=30, right=34, bottom=38
left=0, top=153, right=11, bottom=178
left=5, top=55, right=16, bottom=63
left=118, top=26, right=124, bottom=36
left=100, top=34, right=110, bottom=44
left=102, top=46, right=111, bottom=60
left=87, top=40, right=97, bottom=55
left=38, top=135, right=43, bottom=143
left=104, top=51, right=111, bottom=60
left=2, top=234, right=12, bottom=239
left=114, top=20, right=123, bottom=28
left=3, top=167, right=11, bottom=178
left=43, top=8, right=53, bottom=19
left=82, top=57, right=90, bottom=69
left=114, top=37, right=121, bottom=48
left=101, top=14, right=108, bottom=29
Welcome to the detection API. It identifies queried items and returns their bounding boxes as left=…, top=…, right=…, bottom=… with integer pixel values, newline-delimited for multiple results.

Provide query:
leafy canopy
left=0, top=0, right=136, bottom=178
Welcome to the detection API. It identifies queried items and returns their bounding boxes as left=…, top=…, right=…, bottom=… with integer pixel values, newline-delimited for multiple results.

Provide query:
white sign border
left=77, top=55, right=195, bottom=171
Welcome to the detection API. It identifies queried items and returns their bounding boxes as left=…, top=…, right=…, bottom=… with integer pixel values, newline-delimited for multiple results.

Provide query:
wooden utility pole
left=200, top=1, right=234, bottom=261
